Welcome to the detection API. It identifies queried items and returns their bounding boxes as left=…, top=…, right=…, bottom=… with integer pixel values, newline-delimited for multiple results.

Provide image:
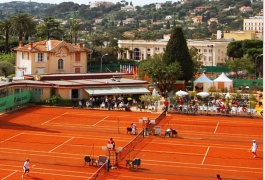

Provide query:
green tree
left=138, top=54, right=182, bottom=92
left=189, top=47, right=203, bottom=73
left=69, top=18, right=82, bottom=44
left=225, top=55, right=254, bottom=78
left=35, top=17, right=63, bottom=40
left=163, top=27, right=194, bottom=81
left=0, top=61, right=15, bottom=77
left=10, top=13, right=36, bottom=41
left=0, top=19, right=12, bottom=54
left=0, top=52, right=16, bottom=65
left=227, top=40, right=263, bottom=59
left=165, top=20, right=170, bottom=29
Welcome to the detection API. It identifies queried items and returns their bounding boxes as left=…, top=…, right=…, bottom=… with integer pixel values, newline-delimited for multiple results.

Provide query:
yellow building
left=223, top=31, right=263, bottom=40
left=14, top=40, right=90, bottom=77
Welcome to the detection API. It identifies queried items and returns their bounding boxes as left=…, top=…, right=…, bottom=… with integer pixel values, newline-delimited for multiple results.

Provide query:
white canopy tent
left=214, top=72, right=233, bottom=90
left=194, top=73, right=213, bottom=92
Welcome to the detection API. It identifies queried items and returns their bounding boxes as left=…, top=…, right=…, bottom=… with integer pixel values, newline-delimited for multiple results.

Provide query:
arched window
left=58, top=59, right=64, bottom=70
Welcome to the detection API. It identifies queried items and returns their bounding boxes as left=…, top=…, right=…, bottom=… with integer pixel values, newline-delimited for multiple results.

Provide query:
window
left=75, top=52, right=81, bottom=62
left=34, top=88, right=43, bottom=96
left=38, top=53, right=44, bottom=62
left=58, top=59, right=64, bottom=70
left=14, top=88, right=22, bottom=94
left=204, top=49, right=207, bottom=53
left=75, top=68, right=80, bottom=73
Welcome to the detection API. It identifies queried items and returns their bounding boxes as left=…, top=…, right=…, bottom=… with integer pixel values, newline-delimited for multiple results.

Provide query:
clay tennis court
left=0, top=106, right=262, bottom=180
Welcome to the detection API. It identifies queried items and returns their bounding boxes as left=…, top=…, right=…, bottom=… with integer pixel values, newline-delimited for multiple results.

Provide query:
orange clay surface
left=0, top=106, right=262, bottom=180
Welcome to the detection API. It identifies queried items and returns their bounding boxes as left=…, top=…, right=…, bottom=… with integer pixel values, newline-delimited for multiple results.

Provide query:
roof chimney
left=19, top=41, right=23, bottom=47
left=28, top=42, right=33, bottom=50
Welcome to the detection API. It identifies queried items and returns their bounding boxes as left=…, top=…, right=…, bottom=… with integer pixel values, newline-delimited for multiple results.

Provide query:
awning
left=84, top=86, right=150, bottom=96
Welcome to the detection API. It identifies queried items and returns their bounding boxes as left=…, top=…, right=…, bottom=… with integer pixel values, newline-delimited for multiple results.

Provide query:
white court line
left=42, top=112, right=69, bottom=125
left=49, top=137, right=74, bottom=152
left=0, top=164, right=93, bottom=175
left=0, top=132, right=24, bottom=143
left=201, top=146, right=210, bottom=165
left=92, top=116, right=109, bottom=126
left=214, top=122, right=219, bottom=133
left=0, top=168, right=91, bottom=179
left=142, top=161, right=262, bottom=173
left=2, top=170, right=18, bottom=180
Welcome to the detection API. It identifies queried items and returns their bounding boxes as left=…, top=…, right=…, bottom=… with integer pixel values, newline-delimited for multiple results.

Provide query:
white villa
left=117, top=35, right=233, bottom=67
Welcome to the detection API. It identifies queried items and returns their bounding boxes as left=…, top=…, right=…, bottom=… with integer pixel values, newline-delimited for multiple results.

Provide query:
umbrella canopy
left=225, top=92, right=231, bottom=99
left=197, top=92, right=210, bottom=98
left=176, top=90, right=188, bottom=96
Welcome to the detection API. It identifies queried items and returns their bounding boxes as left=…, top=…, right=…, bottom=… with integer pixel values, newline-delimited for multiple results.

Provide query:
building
left=117, top=37, right=232, bottom=67
left=224, top=31, right=263, bottom=40
left=240, top=6, right=253, bottom=13
left=14, top=40, right=90, bottom=77
left=223, top=16, right=263, bottom=40
left=243, top=16, right=263, bottom=33
left=0, top=73, right=150, bottom=102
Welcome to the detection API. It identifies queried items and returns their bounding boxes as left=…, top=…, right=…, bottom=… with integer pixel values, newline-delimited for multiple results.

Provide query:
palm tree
left=10, top=13, right=36, bottom=41
left=69, top=18, right=82, bottom=45
left=0, top=19, right=12, bottom=53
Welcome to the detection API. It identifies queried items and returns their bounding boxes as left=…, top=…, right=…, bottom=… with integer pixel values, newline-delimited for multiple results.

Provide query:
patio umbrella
left=197, top=92, right=210, bottom=98
left=175, top=90, right=188, bottom=96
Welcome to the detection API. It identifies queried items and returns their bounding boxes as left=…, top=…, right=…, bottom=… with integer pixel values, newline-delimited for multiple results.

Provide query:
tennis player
left=251, top=140, right=258, bottom=158
left=22, top=158, right=30, bottom=178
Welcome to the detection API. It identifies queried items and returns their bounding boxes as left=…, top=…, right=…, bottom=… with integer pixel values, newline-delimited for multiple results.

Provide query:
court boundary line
left=201, top=146, right=209, bottom=165
left=92, top=116, right=109, bottom=126
left=0, top=164, right=95, bottom=175
left=49, top=137, right=75, bottom=152
left=2, top=170, right=18, bottom=180
left=214, top=122, right=219, bottom=133
left=41, top=112, right=69, bottom=125
left=140, top=159, right=263, bottom=171
left=0, top=132, right=25, bottom=144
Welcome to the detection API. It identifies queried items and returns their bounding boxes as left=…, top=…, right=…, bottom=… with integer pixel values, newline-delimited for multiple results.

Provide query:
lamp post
left=207, top=45, right=214, bottom=77
left=89, top=49, right=93, bottom=72
left=225, top=93, right=231, bottom=114
left=255, top=54, right=263, bottom=79
left=100, top=53, right=108, bottom=73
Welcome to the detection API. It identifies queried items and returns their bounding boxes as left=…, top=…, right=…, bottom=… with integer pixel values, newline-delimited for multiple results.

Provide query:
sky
left=1, top=0, right=181, bottom=7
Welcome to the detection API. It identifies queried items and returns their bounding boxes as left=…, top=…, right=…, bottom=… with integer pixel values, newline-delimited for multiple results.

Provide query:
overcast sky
left=1, top=0, right=181, bottom=7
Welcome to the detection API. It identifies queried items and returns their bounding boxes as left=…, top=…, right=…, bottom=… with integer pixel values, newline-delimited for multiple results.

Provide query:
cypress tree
left=163, top=26, right=194, bottom=81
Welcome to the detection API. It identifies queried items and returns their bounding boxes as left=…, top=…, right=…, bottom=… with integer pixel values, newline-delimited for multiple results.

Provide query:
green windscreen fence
left=0, top=91, right=31, bottom=111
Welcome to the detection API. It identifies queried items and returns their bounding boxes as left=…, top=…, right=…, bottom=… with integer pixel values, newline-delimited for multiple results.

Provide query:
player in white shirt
left=251, top=140, right=258, bottom=158
left=22, top=158, right=30, bottom=178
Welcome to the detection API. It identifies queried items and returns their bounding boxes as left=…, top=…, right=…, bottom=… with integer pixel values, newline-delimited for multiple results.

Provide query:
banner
left=0, top=91, right=31, bottom=111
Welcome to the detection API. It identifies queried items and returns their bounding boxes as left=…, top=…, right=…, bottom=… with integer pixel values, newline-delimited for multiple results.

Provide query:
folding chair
left=172, top=130, right=178, bottom=137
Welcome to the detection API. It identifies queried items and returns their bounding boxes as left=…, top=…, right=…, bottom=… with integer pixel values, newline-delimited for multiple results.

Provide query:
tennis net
left=88, top=161, right=108, bottom=180
left=117, top=129, right=144, bottom=163
left=117, top=111, right=166, bottom=163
